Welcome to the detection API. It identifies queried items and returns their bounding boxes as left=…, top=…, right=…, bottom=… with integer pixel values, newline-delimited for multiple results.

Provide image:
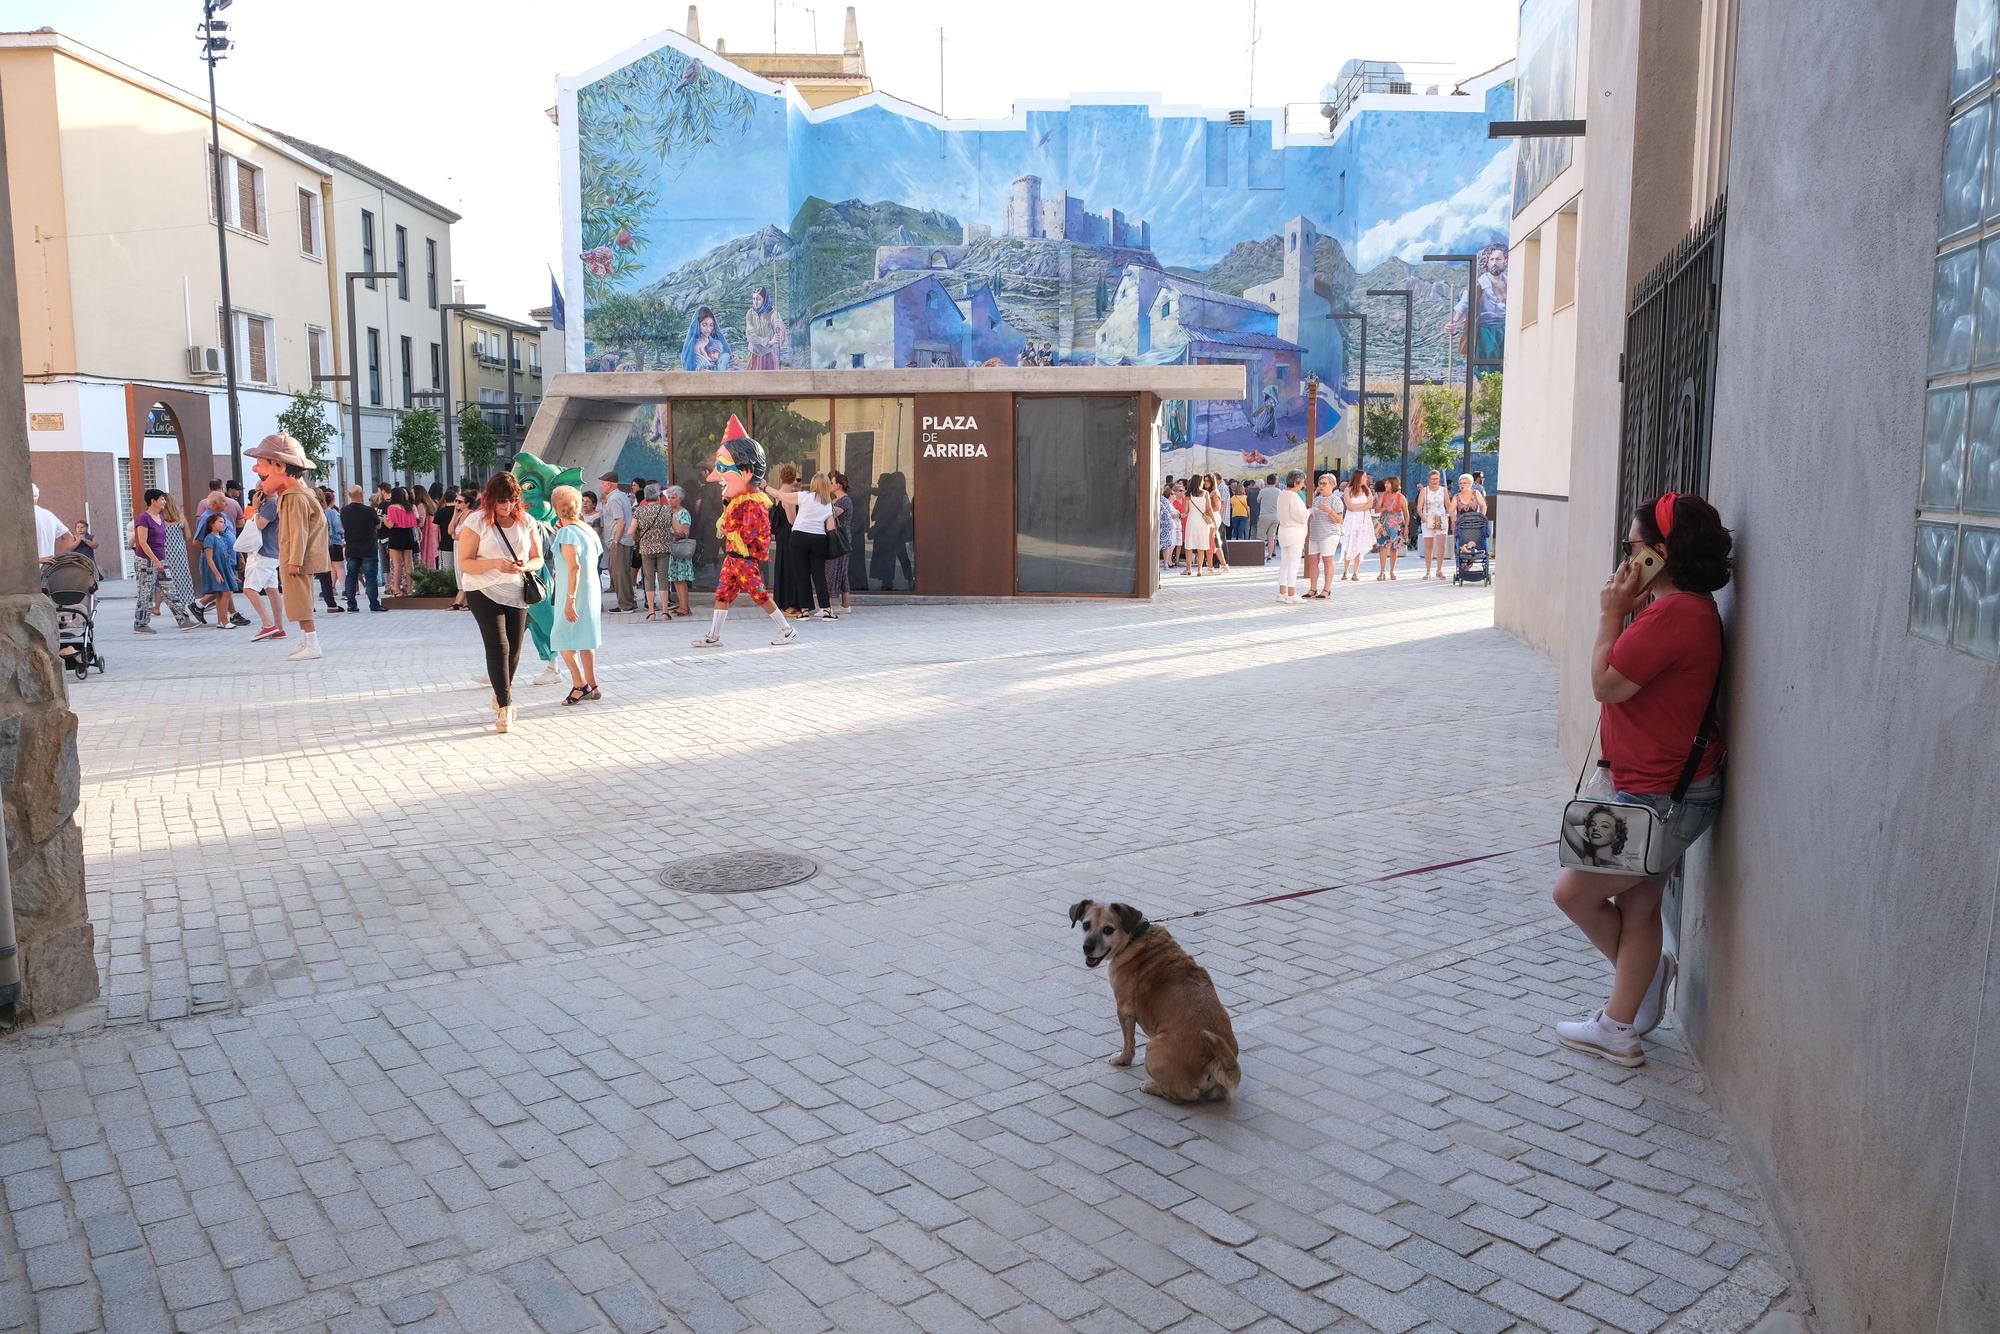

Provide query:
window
left=367, top=328, right=381, bottom=406
left=1915, top=0, right=2000, bottom=657
left=429, top=342, right=441, bottom=391
left=426, top=238, right=438, bottom=309
left=395, top=225, right=409, bottom=301
left=1519, top=230, right=1542, bottom=328
left=1553, top=204, right=1580, bottom=311
left=362, top=211, right=377, bottom=288
left=851, top=353, right=865, bottom=368
left=1016, top=396, right=1138, bottom=594
left=528, top=344, right=541, bottom=377
left=306, top=325, right=330, bottom=386
left=400, top=335, right=414, bottom=408
left=220, top=308, right=275, bottom=385
left=206, top=147, right=266, bottom=237
left=297, top=188, right=321, bottom=258
left=1338, top=170, right=1347, bottom=215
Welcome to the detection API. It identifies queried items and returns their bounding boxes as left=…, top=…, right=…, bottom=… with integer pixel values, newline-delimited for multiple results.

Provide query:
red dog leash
left=1153, top=840, right=1561, bottom=924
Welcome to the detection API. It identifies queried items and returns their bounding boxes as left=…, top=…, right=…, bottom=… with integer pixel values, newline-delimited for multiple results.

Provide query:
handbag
left=1559, top=681, right=1720, bottom=877
left=669, top=537, right=698, bottom=559
left=826, top=522, right=851, bottom=559
left=232, top=521, right=262, bottom=556
left=492, top=519, right=544, bottom=605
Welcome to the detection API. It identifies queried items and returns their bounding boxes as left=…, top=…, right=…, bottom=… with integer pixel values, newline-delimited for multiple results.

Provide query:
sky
left=3, top=0, right=1517, bottom=316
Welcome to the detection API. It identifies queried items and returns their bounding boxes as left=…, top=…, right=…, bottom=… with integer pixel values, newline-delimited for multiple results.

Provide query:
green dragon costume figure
left=509, top=450, right=583, bottom=663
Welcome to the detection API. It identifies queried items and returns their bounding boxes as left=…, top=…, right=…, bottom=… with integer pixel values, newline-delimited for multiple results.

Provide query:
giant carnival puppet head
left=510, top=451, right=583, bottom=525
left=707, top=415, right=768, bottom=499
left=246, top=433, right=310, bottom=492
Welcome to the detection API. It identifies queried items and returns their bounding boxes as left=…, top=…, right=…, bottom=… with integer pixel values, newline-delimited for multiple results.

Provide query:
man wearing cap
left=247, top=433, right=329, bottom=661
left=597, top=470, right=636, bottom=613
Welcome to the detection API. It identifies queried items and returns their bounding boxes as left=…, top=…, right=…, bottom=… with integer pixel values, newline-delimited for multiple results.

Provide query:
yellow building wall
left=1, top=48, right=77, bottom=377
left=48, top=51, right=333, bottom=391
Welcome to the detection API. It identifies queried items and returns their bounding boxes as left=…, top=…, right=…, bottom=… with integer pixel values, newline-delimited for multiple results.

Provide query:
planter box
left=381, top=596, right=457, bottom=611
left=1224, top=539, right=1266, bottom=566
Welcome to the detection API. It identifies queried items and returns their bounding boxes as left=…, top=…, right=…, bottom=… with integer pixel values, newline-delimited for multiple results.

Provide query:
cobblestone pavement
left=2, top=572, right=1806, bottom=1332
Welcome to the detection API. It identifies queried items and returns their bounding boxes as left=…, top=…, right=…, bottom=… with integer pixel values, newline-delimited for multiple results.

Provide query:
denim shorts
left=1616, top=770, right=1724, bottom=868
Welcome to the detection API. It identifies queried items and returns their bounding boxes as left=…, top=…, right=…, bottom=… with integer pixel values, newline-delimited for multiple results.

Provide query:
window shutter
left=247, top=316, right=268, bottom=382
left=307, top=329, right=322, bottom=383
left=299, top=191, right=315, bottom=253
left=236, top=160, right=258, bottom=233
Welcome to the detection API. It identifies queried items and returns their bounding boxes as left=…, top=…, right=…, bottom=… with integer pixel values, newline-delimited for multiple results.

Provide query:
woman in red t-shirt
left=1552, top=492, right=1731, bottom=1069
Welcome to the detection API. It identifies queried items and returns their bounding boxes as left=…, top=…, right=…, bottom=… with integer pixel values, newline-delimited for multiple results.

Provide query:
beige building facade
left=266, top=131, right=458, bottom=493
left=1516, top=1, right=2000, bottom=1330
left=452, top=304, right=543, bottom=462
left=4, top=31, right=341, bottom=573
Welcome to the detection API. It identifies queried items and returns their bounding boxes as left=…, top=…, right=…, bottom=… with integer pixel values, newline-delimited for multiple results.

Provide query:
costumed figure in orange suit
left=692, top=415, right=797, bottom=648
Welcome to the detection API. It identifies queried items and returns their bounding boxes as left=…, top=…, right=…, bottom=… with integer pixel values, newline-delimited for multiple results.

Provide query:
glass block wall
left=1917, top=0, right=2000, bottom=658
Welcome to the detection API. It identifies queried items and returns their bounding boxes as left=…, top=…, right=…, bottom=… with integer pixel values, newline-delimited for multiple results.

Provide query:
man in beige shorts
left=247, top=433, right=329, bottom=661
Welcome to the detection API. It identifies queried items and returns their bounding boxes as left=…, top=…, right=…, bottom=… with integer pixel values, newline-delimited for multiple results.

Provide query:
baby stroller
left=41, top=552, right=105, bottom=679
left=1452, top=512, right=1491, bottom=586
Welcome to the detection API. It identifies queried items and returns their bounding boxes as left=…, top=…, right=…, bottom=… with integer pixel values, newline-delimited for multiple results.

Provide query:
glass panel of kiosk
left=1015, top=395, right=1138, bottom=594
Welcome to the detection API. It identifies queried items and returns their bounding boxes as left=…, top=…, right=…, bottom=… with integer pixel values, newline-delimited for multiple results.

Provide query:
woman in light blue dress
left=549, top=484, right=604, bottom=705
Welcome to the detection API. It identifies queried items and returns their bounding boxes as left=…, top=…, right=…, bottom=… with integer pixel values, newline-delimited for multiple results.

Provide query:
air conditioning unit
left=187, top=345, right=226, bottom=377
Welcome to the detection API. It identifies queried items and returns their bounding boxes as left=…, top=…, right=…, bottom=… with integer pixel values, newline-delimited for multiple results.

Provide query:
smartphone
left=1631, top=546, right=1666, bottom=587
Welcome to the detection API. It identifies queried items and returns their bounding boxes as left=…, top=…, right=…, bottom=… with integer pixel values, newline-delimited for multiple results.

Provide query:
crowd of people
left=1160, top=467, right=1492, bottom=602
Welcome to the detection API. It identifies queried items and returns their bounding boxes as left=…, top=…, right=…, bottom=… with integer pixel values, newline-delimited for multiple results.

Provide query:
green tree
left=457, top=406, right=499, bottom=479
left=389, top=408, right=443, bottom=480
left=276, top=391, right=337, bottom=480
left=1361, top=401, right=1405, bottom=472
left=1470, top=370, right=1503, bottom=450
left=1413, top=384, right=1464, bottom=475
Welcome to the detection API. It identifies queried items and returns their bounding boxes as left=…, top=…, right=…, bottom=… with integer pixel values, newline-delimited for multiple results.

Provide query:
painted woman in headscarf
left=680, top=305, right=734, bottom=371
left=744, top=286, right=786, bottom=370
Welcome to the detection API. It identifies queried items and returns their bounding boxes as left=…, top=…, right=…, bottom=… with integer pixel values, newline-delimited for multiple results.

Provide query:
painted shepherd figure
left=692, top=415, right=797, bottom=648
left=744, top=287, right=786, bottom=370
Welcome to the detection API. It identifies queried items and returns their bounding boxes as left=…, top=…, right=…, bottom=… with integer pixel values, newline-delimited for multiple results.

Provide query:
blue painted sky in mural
left=602, top=61, right=1514, bottom=283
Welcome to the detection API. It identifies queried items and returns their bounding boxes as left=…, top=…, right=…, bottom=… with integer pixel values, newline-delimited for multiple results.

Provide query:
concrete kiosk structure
left=523, top=365, right=1242, bottom=599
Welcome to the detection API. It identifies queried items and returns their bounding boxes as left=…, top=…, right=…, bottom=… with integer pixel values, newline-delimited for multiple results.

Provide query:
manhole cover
left=655, top=850, right=820, bottom=896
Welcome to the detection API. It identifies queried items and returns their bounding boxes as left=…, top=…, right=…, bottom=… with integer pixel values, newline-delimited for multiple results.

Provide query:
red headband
left=1655, top=492, right=1679, bottom=538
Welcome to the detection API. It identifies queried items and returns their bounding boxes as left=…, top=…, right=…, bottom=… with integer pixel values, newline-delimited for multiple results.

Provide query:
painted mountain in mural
left=1171, top=232, right=1358, bottom=307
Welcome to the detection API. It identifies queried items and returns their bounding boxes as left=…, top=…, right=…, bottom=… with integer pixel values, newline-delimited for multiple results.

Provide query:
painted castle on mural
left=562, top=30, right=1511, bottom=477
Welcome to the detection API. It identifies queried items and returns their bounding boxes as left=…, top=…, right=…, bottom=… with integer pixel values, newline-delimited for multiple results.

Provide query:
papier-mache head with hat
left=247, top=432, right=311, bottom=490
left=706, top=414, right=767, bottom=499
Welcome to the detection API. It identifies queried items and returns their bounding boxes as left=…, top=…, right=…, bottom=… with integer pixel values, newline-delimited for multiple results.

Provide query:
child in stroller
left=40, top=551, right=105, bottom=678
left=1452, top=511, right=1491, bottom=585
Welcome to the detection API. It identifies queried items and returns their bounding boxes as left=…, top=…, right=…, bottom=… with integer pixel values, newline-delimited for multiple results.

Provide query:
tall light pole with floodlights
left=199, top=0, right=242, bottom=463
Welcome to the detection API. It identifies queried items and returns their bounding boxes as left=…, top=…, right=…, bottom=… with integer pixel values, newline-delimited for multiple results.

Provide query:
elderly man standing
left=597, top=470, right=636, bottom=613
left=247, top=433, right=329, bottom=661
left=32, top=483, right=74, bottom=564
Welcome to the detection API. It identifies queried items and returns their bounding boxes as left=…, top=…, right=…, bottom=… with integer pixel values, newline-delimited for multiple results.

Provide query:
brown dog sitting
left=1070, top=900, right=1242, bottom=1103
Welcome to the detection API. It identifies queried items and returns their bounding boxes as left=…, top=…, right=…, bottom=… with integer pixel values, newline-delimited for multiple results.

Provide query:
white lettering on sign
left=920, top=415, right=979, bottom=431
left=922, top=442, right=990, bottom=458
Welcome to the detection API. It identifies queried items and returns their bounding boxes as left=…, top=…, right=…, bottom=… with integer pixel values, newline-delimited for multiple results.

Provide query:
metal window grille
left=1615, top=195, right=1726, bottom=559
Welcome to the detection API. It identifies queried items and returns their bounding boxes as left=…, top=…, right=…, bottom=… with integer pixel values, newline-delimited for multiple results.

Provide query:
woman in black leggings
left=454, top=473, right=543, bottom=734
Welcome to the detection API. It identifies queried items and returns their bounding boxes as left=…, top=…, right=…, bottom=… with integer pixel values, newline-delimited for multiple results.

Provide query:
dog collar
left=1127, top=920, right=1150, bottom=942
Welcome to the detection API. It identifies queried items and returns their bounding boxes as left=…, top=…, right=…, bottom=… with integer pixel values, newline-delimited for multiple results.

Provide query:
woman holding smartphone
left=1550, top=491, right=1731, bottom=1068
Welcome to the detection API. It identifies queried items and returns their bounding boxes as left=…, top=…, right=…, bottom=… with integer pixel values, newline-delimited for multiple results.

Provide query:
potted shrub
left=385, top=564, right=458, bottom=610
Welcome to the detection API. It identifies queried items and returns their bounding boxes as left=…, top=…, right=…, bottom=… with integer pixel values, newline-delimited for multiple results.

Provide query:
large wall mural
left=562, top=33, right=1512, bottom=481
left=1513, top=0, right=1578, bottom=214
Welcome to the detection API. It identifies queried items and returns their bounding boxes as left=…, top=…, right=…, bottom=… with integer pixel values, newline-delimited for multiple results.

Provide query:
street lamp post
left=343, top=270, right=400, bottom=487
left=1367, top=287, right=1414, bottom=495
left=439, top=301, right=486, bottom=482
left=1424, top=251, right=1479, bottom=475
left=198, top=0, right=242, bottom=464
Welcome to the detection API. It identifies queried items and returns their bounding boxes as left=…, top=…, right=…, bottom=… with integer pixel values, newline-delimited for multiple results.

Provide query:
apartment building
left=266, top=130, right=457, bottom=492
left=452, top=305, right=543, bottom=456
left=3, top=30, right=339, bottom=573
left=1506, top=1, right=1999, bottom=1329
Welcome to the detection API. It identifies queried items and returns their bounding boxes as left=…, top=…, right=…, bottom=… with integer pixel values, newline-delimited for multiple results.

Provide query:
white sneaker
left=287, top=642, right=322, bottom=661
left=1554, top=1010, right=1644, bottom=1066
left=692, top=635, right=723, bottom=648
left=1633, top=953, right=1678, bottom=1035
left=772, top=625, right=798, bottom=646
left=532, top=662, right=562, bottom=686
